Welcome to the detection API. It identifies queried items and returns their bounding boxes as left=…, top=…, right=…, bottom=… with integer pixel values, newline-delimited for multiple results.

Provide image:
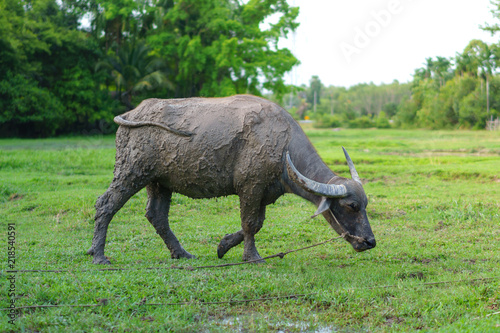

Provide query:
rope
left=327, top=209, right=365, bottom=244
left=4, top=214, right=499, bottom=314
left=4, top=294, right=311, bottom=311
left=316, top=183, right=367, bottom=245
left=2, top=276, right=498, bottom=312
left=4, top=235, right=345, bottom=274
left=5, top=204, right=352, bottom=274
left=2, top=229, right=499, bottom=312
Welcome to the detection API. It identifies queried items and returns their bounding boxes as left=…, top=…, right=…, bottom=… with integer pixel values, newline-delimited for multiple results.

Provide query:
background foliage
left=0, top=0, right=299, bottom=137
left=2, top=0, right=500, bottom=136
left=280, top=0, right=500, bottom=130
left=285, top=37, right=500, bottom=130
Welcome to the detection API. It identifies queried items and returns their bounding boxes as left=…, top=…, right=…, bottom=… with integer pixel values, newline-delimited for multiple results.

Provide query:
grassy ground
left=1, top=128, right=499, bottom=332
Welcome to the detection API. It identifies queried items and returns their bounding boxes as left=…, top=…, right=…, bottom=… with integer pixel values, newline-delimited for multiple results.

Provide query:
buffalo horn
left=342, top=147, right=362, bottom=185
left=286, top=152, right=347, bottom=198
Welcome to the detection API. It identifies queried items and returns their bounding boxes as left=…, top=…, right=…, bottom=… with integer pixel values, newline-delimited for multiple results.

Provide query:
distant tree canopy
left=284, top=37, right=500, bottom=130
left=278, top=0, right=500, bottom=130
left=0, top=0, right=299, bottom=137
left=396, top=39, right=500, bottom=130
left=284, top=80, right=410, bottom=129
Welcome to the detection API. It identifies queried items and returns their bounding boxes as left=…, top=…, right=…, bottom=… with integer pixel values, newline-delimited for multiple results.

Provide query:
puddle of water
left=219, top=315, right=337, bottom=332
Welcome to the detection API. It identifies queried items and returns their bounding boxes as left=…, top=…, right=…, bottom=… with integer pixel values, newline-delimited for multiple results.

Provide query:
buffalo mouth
left=351, top=238, right=376, bottom=252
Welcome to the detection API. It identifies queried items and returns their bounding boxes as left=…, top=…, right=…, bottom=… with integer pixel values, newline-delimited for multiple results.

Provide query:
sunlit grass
left=0, top=129, right=499, bottom=332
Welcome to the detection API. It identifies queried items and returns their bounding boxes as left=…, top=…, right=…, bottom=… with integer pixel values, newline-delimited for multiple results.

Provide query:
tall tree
left=85, top=0, right=152, bottom=51
left=307, top=75, right=322, bottom=109
left=433, top=56, right=452, bottom=87
left=481, top=0, right=500, bottom=36
left=462, top=40, right=497, bottom=118
left=147, top=0, right=299, bottom=98
left=416, top=57, right=452, bottom=87
left=0, top=0, right=116, bottom=137
left=455, top=52, right=477, bottom=77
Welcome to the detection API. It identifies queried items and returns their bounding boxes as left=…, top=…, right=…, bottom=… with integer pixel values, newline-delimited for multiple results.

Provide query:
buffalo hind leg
left=145, top=182, right=195, bottom=259
left=87, top=177, right=148, bottom=264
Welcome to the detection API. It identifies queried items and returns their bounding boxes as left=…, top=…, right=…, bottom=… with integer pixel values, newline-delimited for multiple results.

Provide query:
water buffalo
left=87, top=95, right=375, bottom=264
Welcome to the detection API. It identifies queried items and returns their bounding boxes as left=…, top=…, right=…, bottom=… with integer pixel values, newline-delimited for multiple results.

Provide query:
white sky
left=279, top=0, right=499, bottom=87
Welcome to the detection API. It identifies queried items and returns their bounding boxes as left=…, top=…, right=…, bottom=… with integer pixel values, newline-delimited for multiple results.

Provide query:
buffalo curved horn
left=342, top=147, right=362, bottom=185
left=286, top=152, right=347, bottom=198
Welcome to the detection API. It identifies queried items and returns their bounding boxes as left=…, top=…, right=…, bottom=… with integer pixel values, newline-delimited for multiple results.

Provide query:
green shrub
left=347, top=115, right=375, bottom=128
left=0, top=72, right=66, bottom=137
left=313, top=114, right=343, bottom=128
left=375, top=111, right=391, bottom=128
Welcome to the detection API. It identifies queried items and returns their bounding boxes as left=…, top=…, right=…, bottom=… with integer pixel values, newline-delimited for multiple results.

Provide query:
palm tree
left=419, top=57, right=451, bottom=87
left=96, top=41, right=173, bottom=109
left=433, top=56, right=451, bottom=87
left=424, top=57, right=434, bottom=79
left=459, top=40, right=498, bottom=119
left=455, top=52, right=476, bottom=77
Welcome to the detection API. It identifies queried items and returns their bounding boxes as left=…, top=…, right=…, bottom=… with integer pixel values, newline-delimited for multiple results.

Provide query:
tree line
left=3, top=0, right=500, bottom=137
left=287, top=37, right=500, bottom=130
left=0, top=0, right=299, bottom=137
left=284, top=77, right=410, bottom=129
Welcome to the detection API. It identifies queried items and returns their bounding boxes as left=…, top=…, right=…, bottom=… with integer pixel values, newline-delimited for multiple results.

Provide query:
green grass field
left=1, top=128, right=499, bottom=332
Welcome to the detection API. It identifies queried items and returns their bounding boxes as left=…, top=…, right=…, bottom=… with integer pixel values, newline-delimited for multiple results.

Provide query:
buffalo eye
left=348, top=202, right=360, bottom=212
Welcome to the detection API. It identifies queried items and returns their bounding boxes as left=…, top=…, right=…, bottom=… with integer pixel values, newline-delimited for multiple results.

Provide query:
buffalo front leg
left=217, top=204, right=265, bottom=259
left=145, top=182, right=194, bottom=259
left=217, top=230, right=244, bottom=259
left=87, top=177, right=147, bottom=264
left=239, top=197, right=266, bottom=263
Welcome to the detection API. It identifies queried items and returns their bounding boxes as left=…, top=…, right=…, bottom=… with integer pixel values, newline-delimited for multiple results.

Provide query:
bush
left=394, top=98, right=418, bottom=128
left=347, top=115, right=375, bottom=128
left=0, top=69, right=119, bottom=137
left=313, top=114, right=343, bottom=128
left=54, top=67, right=118, bottom=133
left=0, top=72, right=66, bottom=137
left=375, top=111, right=391, bottom=128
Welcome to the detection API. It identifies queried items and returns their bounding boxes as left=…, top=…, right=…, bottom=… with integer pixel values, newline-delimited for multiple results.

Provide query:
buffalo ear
left=312, top=197, right=333, bottom=218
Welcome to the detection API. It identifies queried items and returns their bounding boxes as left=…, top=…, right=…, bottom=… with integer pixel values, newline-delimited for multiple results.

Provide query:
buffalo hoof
left=217, top=247, right=225, bottom=259
left=242, top=253, right=265, bottom=264
left=92, top=256, right=111, bottom=265
left=171, top=250, right=196, bottom=259
left=217, top=240, right=230, bottom=259
left=217, top=231, right=245, bottom=259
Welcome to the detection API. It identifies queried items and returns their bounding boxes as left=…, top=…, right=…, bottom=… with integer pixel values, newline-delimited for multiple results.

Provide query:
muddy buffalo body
left=87, top=95, right=376, bottom=264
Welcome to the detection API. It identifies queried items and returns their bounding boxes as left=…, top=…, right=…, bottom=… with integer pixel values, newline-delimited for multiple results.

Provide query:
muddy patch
left=397, top=272, right=425, bottom=280
left=385, top=316, right=405, bottom=326
left=9, top=193, right=24, bottom=201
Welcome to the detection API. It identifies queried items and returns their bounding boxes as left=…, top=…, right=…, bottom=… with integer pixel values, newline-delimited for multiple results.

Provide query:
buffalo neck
left=282, top=122, right=339, bottom=206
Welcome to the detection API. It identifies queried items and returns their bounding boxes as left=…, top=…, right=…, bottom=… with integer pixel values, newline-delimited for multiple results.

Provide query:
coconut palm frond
left=97, top=40, right=175, bottom=108
left=132, top=71, right=174, bottom=93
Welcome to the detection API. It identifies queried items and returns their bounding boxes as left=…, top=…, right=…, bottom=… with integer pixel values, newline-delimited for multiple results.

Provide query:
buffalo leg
left=145, top=182, right=195, bottom=259
left=87, top=177, right=148, bottom=264
left=239, top=196, right=266, bottom=262
left=217, top=204, right=266, bottom=259
left=217, top=230, right=244, bottom=259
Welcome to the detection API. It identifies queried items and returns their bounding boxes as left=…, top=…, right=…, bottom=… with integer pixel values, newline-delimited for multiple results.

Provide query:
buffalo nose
left=365, top=238, right=376, bottom=249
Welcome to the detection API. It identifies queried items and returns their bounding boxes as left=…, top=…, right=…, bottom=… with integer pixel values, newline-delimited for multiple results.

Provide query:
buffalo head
left=286, top=148, right=376, bottom=252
